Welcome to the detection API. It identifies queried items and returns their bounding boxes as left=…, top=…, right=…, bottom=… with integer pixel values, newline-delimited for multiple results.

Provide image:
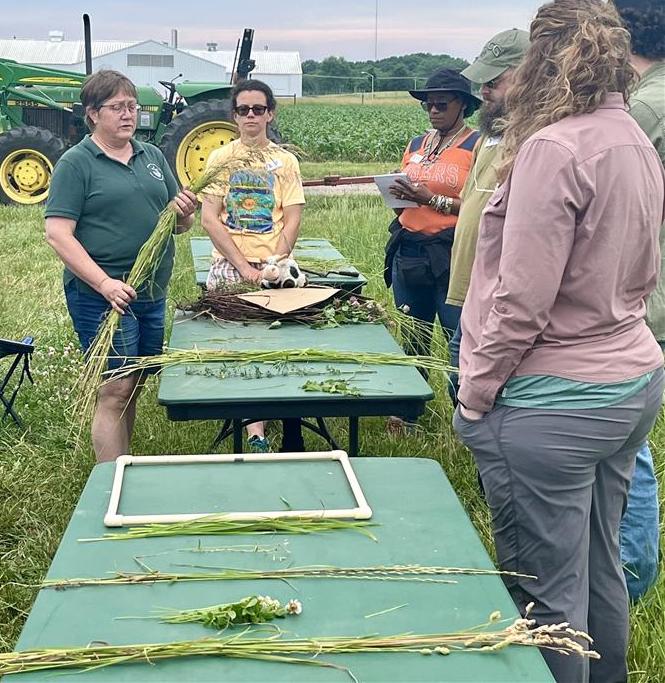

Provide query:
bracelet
left=428, top=195, right=454, bottom=215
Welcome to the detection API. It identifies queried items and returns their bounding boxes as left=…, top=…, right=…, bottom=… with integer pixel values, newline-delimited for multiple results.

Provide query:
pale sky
left=3, top=1, right=542, bottom=61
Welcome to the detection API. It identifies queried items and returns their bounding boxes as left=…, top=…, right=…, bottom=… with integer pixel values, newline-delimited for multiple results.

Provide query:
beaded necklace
left=421, top=123, right=468, bottom=166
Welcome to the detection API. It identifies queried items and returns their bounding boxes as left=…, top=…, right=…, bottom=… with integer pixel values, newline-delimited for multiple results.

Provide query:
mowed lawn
left=1, top=196, right=664, bottom=680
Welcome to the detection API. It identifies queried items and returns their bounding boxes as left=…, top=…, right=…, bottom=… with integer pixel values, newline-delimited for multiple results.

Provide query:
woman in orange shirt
left=385, top=69, right=480, bottom=426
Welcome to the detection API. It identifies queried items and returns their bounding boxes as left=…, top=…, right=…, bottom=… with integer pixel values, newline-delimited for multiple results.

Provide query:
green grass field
left=1, top=197, right=664, bottom=680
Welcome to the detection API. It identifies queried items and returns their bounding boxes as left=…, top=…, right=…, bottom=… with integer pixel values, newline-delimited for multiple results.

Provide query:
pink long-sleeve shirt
left=458, top=93, right=665, bottom=413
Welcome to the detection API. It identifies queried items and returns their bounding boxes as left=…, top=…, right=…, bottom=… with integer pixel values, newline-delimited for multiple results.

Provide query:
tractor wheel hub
left=13, top=158, right=48, bottom=191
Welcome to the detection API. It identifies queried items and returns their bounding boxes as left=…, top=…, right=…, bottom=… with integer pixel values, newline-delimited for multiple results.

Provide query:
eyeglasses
left=234, top=104, right=269, bottom=116
left=98, top=102, right=140, bottom=114
left=421, top=99, right=458, bottom=112
left=483, top=75, right=505, bottom=90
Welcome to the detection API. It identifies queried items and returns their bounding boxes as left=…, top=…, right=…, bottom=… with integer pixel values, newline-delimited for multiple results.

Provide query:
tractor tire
left=159, top=99, right=238, bottom=188
left=160, top=99, right=283, bottom=188
left=0, top=126, right=66, bottom=205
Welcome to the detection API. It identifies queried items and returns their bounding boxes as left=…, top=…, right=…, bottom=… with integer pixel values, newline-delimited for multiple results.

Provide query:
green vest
left=447, top=135, right=502, bottom=307
left=630, top=62, right=665, bottom=341
left=45, top=135, right=179, bottom=301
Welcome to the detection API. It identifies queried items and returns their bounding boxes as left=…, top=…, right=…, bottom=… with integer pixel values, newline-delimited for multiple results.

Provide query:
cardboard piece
left=237, top=287, right=340, bottom=314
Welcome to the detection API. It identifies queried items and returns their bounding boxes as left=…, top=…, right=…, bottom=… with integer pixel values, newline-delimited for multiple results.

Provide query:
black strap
left=408, top=134, right=426, bottom=154
left=460, top=130, right=481, bottom=152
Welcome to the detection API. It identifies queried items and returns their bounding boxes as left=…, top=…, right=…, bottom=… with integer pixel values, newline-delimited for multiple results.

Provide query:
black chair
left=0, top=336, right=35, bottom=427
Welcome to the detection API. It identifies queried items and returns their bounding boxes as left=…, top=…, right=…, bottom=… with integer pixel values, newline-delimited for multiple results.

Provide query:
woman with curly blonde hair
left=453, top=1, right=665, bottom=681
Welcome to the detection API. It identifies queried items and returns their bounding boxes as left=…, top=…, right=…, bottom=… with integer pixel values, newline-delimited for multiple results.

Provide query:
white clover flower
left=286, top=599, right=302, bottom=615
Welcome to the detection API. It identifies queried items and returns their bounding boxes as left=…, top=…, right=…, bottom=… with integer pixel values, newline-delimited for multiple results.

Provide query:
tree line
left=301, top=53, right=469, bottom=95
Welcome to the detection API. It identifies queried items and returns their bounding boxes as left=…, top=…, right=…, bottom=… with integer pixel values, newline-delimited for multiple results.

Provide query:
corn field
left=277, top=104, right=429, bottom=162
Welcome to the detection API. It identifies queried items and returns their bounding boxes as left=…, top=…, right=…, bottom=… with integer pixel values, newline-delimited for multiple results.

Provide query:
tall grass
left=0, top=197, right=664, bottom=681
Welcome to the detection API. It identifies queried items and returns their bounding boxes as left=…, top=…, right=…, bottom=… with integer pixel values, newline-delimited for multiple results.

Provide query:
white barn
left=184, top=49, right=302, bottom=97
left=0, top=36, right=302, bottom=98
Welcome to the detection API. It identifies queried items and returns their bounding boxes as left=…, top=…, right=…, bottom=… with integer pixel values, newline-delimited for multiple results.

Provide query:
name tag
left=410, top=153, right=424, bottom=164
left=484, top=136, right=501, bottom=148
left=265, top=159, right=283, bottom=172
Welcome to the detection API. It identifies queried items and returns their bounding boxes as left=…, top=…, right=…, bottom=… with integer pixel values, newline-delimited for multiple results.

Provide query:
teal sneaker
left=247, top=435, right=271, bottom=453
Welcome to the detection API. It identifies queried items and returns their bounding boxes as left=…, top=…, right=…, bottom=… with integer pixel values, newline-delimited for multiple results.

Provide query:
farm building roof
left=0, top=39, right=136, bottom=64
left=185, top=50, right=302, bottom=75
left=0, top=39, right=301, bottom=75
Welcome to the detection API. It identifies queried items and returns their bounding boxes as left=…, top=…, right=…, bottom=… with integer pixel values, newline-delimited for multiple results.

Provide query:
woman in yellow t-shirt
left=201, top=80, right=305, bottom=288
left=201, top=80, right=305, bottom=451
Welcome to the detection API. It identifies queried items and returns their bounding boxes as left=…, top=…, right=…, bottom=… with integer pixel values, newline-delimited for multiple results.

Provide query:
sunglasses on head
left=421, top=98, right=458, bottom=112
left=234, top=104, right=269, bottom=116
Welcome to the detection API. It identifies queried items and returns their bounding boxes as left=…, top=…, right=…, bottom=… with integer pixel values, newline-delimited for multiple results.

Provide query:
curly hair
left=498, top=0, right=636, bottom=181
left=615, top=4, right=665, bottom=59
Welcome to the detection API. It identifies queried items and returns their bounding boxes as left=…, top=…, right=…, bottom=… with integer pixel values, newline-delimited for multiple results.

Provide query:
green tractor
left=0, top=24, right=258, bottom=205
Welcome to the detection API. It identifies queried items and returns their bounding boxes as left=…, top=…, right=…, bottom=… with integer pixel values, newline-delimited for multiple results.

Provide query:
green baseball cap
left=461, top=29, right=530, bottom=84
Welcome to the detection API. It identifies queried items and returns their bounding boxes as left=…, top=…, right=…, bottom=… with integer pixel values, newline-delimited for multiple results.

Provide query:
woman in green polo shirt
left=45, top=70, right=197, bottom=463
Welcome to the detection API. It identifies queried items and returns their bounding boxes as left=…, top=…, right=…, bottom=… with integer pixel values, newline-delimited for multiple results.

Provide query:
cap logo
left=485, top=42, right=503, bottom=58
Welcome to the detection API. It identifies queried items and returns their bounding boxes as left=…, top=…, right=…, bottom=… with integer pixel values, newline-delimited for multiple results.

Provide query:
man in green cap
left=446, top=28, right=530, bottom=317
left=444, top=28, right=529, bottom=398
left=612, top=0, right=665, bottom=602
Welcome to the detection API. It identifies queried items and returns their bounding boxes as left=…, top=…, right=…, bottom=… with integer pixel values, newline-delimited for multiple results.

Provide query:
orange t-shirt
left=399, top=128, right=479, bottom=235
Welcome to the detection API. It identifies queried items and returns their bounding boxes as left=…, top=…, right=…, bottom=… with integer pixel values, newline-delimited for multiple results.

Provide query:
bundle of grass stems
left=0, top=609, right=599, bottom=677
left=294, top=257, right=357, bottom=275
left=81, top=515, right=378, bottom=542
left=100, top=348, right=454, bottom=384
left=75, top=148, right=273, bottom=436
left=42, top=564, right=535, bottom=590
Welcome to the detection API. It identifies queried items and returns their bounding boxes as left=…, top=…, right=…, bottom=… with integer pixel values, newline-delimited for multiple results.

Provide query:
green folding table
left=191, top=236, right=368, bottom=292
left=159, top=315, right=434, bottom=456
left=7, top=457, right=554, bottom=682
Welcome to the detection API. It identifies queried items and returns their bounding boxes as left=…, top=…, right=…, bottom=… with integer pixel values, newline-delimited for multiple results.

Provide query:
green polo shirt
left=45, top=135, right=179, bottom=302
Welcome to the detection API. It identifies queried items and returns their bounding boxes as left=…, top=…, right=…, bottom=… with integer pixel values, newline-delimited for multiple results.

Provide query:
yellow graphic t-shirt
left=202, top=140, right=305, bottom=262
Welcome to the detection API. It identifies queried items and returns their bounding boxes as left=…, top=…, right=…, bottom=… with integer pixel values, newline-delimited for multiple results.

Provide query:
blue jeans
left=620, top=441, right=660, bottom=601
left=391, top=252, right=461, bottom=422
left=64, top=280, right=165, bottom=371
left=391, top=255, right=460, bottom=345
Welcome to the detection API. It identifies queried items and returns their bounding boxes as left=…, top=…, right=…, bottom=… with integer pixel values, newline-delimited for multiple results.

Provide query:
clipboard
left=374, top=173, right=419, bottom=209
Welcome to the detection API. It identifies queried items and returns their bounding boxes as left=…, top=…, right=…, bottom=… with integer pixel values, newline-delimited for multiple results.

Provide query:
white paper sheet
left=373, top=173, right=419, bottom=209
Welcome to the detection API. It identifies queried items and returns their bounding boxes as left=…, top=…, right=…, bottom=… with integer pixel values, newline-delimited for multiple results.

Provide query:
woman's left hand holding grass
left=172, top=188, right=198, bottom=232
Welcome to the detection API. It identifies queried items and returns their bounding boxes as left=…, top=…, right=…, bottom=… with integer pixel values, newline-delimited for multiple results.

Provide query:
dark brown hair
left=615, top=3, right=665, bottom=59
left=80, top=70, right=138, bottom=130
left=231, top=79, right=277, bottom=112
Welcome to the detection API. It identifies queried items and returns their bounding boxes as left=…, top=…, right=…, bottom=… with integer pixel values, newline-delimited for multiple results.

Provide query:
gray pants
left=453, top=369, right=664, bottom=683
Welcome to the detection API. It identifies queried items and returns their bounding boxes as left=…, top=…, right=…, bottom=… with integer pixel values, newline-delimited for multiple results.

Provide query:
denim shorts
left=64, top=280, right=165, bottom=371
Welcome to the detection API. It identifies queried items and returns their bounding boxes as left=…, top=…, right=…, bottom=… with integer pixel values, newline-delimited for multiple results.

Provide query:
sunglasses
left=483, top=75, right=505, bottom=90
left=421, top=99, right=458, bottom=112
left=234, top=104, right=269, bottom=116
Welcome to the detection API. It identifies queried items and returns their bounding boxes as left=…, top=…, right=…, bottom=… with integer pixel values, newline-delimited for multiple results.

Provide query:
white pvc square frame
left=104, top=450, right=372, bottom=527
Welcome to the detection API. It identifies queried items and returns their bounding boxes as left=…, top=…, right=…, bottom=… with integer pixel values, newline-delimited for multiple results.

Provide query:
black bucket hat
left=409, top=68, right=481, bottom=115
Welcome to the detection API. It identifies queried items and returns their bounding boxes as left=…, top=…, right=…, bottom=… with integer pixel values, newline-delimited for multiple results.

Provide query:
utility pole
left=374, top=0, right=379, bottom=62
left=361, top=71, right=375, bottom=100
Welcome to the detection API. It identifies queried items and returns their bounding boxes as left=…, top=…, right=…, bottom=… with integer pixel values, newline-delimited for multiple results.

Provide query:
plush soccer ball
left=261, top=256, right=307, bottom=289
